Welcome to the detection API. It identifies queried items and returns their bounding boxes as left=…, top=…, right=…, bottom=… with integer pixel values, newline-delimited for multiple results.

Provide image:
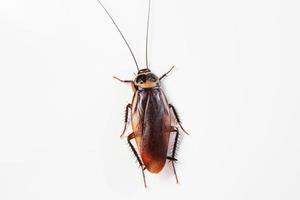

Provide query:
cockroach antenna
left=96, top=0, right=140, bottom=71
left=145, top=0, right=151, bottom=69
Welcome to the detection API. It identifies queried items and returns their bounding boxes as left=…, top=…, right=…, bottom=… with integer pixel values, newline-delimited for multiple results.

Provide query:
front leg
left=113, top=76, right=132, bottom=83
left=113, top=76, right=136, bottom=92
left=159, top=65, right=175, bottom=80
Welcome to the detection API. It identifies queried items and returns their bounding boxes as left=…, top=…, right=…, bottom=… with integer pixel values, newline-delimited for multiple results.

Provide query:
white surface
left=0, top=0, right=300, bottom=199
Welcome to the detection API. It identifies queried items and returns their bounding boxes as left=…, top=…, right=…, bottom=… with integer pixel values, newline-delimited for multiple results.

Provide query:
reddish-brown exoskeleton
left=97, top=0, right=188, bottom=187
left=113, top=67, right=188, bottom=187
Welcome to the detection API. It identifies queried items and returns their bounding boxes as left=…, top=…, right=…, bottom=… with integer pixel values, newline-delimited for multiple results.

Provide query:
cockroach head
left=134, top=68, right=159, bottom=89
left=138, top=68, right=151, bottom=74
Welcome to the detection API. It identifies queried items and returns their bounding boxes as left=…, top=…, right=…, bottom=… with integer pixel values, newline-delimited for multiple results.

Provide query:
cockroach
left=97, top=0, right=188, bottom=187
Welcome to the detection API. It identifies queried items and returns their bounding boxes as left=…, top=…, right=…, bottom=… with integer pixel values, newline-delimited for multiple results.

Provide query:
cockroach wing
left=131, top=88, right=171, bottom=173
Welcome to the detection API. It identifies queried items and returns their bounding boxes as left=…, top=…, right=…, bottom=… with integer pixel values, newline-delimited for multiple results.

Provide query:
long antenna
left=145, top=0, right=151, bottom=69
left=96, top=0, right=140, bottom=71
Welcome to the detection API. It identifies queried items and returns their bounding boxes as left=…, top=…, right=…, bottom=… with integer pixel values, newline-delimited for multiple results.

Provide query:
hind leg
left=127, top=133, right=147, bottom=188
left=167, top=127, right=180, bottom=184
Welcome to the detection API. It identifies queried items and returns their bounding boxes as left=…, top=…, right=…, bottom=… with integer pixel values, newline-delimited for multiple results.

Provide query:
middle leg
left=120, top=104, right=131, bottom=138
left=169, top=104, right=189, bottom=135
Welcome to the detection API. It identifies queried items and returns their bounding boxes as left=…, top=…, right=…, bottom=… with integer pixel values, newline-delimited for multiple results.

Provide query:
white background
left=0, top=0, right=300, bottom=199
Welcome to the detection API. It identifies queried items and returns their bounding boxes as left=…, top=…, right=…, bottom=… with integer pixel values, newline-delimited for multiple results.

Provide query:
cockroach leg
left=127, top=133, right=147, bottom=188
left=168, top=127, right=180, bottom=184
left=159, top=65, right=175, bottom=80
left=169, top=104, right=189, bottom=135
left=113, top=76, right=132, bottom=83
left=113, top=76, right=136, bottom=92
left=171, top=160, right=179, bottom=184
left=120, top=104, right=132, bottom=138
left=167, top=157, right=178, bottom=161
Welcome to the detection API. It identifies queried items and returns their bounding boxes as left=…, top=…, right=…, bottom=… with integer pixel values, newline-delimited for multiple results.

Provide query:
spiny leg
left=167, top=127, right=180, bottom=184
left=127, top=133, right=147, bottom=188
left=120, top=104, right=131, bottom=138
left=159, top=65, right=175, bottom=80
left=169, top=104, right=189, bottom=135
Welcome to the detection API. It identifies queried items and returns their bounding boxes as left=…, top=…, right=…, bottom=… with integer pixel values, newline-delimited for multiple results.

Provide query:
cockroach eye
left=149, top=77, right=157, bottom=82
left=147, top=74, right=157, bottom=82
